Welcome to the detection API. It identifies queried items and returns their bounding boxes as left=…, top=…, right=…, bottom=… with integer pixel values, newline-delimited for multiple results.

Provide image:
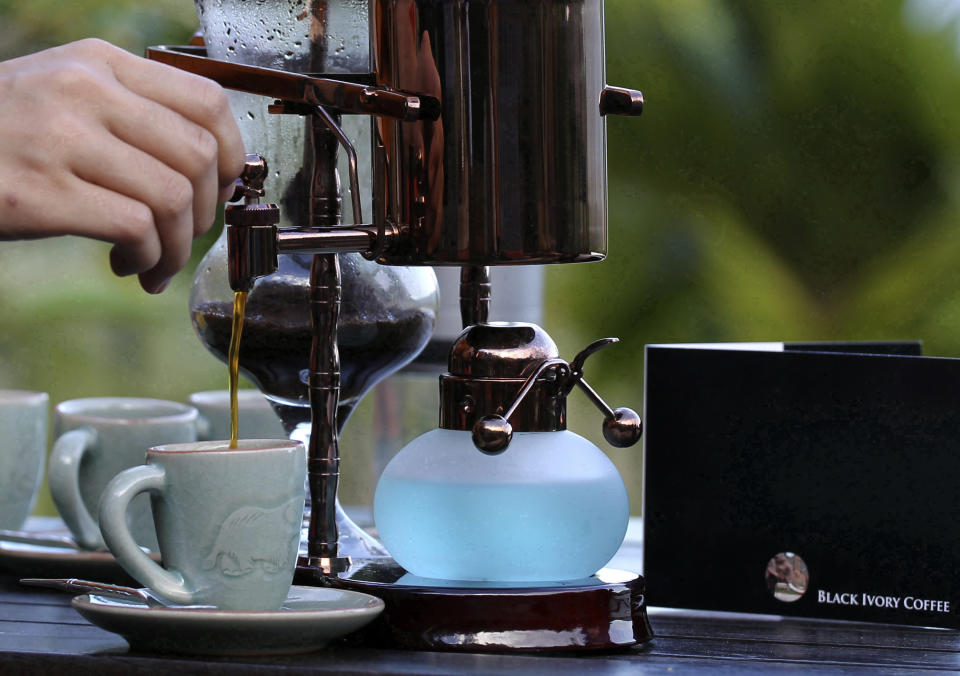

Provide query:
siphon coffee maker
left=150, top=0, right=647, bottom=651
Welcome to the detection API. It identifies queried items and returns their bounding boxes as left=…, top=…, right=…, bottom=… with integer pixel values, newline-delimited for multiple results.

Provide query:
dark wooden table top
left=3, top=573, right=960, bottom=675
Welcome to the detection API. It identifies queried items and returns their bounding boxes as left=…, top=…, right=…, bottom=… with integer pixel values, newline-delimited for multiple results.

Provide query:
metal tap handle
left=228, top=153, right=268, bottom=202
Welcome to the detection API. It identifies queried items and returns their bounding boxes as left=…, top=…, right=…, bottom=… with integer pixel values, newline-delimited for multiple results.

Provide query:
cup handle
left=48, top=428, right=102, bottom=550
left=99, top=465, right=195, bottom=606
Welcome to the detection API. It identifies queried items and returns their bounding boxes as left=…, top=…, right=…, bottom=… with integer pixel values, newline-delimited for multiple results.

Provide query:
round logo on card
left=765, top=552, right=809, bottom=602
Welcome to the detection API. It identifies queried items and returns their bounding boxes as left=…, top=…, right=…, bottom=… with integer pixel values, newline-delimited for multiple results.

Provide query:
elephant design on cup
left=202, top=497, right=303, bottom=576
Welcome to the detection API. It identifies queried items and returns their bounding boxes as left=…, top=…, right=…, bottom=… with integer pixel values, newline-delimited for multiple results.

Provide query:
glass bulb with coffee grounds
left=190, top=234, right=439, bottom=436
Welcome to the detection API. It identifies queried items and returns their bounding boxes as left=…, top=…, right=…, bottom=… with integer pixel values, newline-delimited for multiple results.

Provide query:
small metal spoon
left=20, top=578, right=167, bottom=607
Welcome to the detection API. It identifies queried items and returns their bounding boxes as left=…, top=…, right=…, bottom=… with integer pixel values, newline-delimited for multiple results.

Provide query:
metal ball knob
left=602, top=407, right=643, bottom=448
left=240, top=153, right=269, bottom=188
left=472, top=415, right=513, bottom=455
left=229, top=154, right=269, bottom=202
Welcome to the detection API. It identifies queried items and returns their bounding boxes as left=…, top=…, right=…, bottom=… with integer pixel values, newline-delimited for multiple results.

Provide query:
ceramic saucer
left=72, top=585, right=385, bottom=655
left=0, top=517, right=154, bottom=584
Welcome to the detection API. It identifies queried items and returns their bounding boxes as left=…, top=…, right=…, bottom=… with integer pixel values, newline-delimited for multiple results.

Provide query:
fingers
left=70, top=135, right=195, bottom=293
left=7, top=168, right=163, bottom=279
left=0, top=39, right=247, bottom=293
left=104, top=91, right=224, bottom=238
left=81, top=39, right=245, bottom=238
left=83, top=40, right=247, bottom=193
left=13, top=159, right=190, bottom=296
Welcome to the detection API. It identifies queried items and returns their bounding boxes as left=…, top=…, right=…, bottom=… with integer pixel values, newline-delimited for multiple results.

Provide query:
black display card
left=643, top=341, right=960, bottom=627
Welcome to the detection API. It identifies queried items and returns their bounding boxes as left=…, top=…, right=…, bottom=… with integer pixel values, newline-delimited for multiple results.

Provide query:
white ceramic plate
left=71, top=585, right=385, bottom=655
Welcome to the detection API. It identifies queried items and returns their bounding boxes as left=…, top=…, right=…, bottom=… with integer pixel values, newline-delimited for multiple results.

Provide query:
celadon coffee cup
left=99, top=439, right=306, bottom=610
left=48, top=397, right=198, bottom=551
left=189, top=390, right=286, bottom=441
left=0, top=390, right=49, bottom=530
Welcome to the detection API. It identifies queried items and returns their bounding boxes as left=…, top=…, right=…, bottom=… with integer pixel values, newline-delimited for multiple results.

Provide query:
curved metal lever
left=569, top=338, right=619, bottom=379
left=310, top=105, right=363, bottom=226
left=567, top=337, right=643, bottom=448
left=146, top=46, right=440, bottom=122
left=471, top=358, right=569, bottom=456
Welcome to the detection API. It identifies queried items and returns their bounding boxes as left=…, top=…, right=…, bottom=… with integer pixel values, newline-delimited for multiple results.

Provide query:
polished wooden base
left=296, top=558, right=653, bottom=652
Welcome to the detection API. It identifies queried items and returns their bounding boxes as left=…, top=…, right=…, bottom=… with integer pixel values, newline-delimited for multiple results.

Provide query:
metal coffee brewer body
left=372, top=0, right=617, bottom=265
left=151, top=0, right=647, bottom=652
left=175, top=0, right=641, bottom=264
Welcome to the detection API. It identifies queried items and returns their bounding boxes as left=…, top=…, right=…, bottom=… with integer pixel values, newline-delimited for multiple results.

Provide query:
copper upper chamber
left=181, top=0, right=642, bottom=267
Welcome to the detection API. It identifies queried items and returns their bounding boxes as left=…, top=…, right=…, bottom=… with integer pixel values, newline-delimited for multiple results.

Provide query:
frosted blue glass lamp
left=374, top=321, right=642, bottom=582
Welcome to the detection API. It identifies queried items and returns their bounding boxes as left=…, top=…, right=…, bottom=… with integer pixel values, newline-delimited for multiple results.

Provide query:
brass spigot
left=225, top=154, right=279, bottom=292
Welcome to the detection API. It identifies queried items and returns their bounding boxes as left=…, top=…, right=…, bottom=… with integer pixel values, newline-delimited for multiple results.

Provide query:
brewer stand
left=304, top=264, right=651, bottom=652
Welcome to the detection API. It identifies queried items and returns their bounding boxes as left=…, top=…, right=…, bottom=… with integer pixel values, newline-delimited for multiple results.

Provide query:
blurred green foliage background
left=552, top=0, right=960, bottom=496
left=2, top=0, right=960, bottom=516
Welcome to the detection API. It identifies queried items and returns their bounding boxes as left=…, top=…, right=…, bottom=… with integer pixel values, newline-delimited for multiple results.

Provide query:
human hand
left=0, top=38, right=245, bottom=293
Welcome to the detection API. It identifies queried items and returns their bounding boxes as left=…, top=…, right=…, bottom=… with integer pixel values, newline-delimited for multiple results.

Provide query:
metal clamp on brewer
left=439, top=323, right=643, bottom=455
